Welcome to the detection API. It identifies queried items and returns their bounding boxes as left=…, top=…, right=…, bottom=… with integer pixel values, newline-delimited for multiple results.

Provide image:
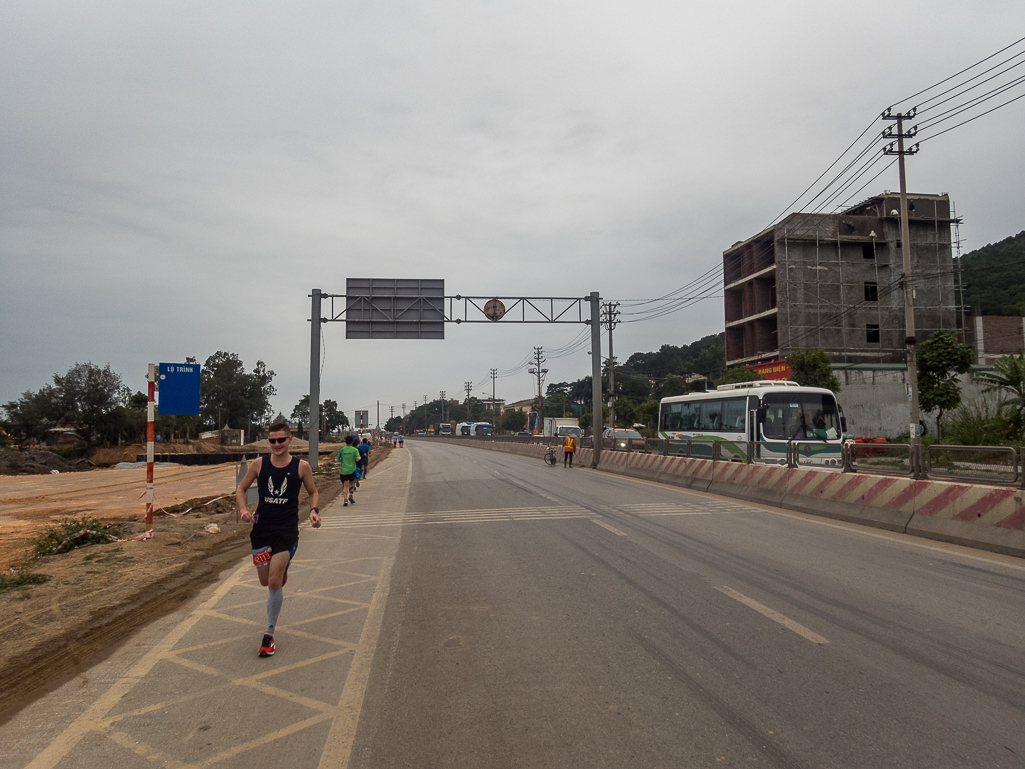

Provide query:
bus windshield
left=760, top=393, right=841, bottom=441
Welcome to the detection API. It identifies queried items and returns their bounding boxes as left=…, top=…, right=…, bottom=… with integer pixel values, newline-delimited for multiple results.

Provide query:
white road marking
left=713, top=585, right=830, bottom=645
left=592, top=520, right=628, bottom=536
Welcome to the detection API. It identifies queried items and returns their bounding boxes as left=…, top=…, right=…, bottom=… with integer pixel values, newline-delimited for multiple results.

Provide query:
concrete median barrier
left=906, top=483, right=1025, bottom=557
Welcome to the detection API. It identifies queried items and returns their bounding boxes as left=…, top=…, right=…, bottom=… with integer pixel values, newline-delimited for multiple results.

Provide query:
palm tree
left=976, top=353, right=1025, bottom=435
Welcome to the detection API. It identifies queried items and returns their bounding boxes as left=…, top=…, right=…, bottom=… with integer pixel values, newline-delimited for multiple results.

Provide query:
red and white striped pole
left=144, top=363, right=156, bottom=538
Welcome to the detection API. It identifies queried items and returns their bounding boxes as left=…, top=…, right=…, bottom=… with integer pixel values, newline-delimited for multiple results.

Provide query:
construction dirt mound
left=0, top=448, right=94, bottom=476
left=89, top=441, right=225, bottom=467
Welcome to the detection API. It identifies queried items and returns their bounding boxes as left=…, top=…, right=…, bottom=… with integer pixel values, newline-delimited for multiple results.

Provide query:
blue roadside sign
left=159, top=363, right=200, bottom=415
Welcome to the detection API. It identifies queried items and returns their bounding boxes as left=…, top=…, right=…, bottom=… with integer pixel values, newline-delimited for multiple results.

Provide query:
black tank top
left=254, top=454, right=301, bottom=533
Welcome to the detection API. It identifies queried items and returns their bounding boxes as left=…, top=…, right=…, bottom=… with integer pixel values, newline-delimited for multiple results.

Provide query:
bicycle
left=543, top=446, right=558, bottom=466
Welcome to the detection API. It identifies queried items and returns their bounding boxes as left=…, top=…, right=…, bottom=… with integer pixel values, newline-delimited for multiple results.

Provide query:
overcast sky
left=3, top=1, right=1024, bottom=426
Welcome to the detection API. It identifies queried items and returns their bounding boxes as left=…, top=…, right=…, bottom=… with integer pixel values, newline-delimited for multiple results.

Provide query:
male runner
left=357, top=436, right=371, bottom=480
left=236, top=421, right=321, bottom=657
left=337, top=435, right=361, bottom=505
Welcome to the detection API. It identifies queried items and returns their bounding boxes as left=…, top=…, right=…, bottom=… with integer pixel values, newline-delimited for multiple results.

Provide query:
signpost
left=143, top=363, right=201, bottom=538
left=355, top=410, right=369, bottom=431
left=309, top=283, right=604, bottom=469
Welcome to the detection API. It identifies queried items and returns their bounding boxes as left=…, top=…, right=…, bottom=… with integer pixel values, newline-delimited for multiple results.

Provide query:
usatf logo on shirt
left=264, top=476, right=289, bottom=505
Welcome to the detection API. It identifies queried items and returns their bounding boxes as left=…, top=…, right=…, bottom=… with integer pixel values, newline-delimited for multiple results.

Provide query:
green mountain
left=958, top=231, right=1025, bottom=316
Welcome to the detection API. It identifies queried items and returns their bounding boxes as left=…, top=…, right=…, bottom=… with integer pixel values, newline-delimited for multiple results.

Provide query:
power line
left=891, top=34, right=1025, bottom=107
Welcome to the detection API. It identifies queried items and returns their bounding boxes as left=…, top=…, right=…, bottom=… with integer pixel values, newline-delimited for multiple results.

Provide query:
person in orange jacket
left=562, top=433, right=577, bottom=467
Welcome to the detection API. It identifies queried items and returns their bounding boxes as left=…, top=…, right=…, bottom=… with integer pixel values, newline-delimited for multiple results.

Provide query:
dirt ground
left=0, top=443, right=389, bottom=724
left=0, top=447, right=96, bottom=475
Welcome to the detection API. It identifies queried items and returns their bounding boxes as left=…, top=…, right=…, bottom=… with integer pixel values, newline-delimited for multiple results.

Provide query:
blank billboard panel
left=345, top=278, right=445, bottom=339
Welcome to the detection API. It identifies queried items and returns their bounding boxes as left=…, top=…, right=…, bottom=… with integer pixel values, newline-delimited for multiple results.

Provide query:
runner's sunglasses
left=268, top=437, right=289, bottom=445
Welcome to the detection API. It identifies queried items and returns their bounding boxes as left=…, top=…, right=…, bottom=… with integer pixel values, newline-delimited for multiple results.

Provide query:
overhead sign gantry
left=308, top=279, right=604, bottom=467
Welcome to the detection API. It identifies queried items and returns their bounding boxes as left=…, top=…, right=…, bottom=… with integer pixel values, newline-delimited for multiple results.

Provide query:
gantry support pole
left=309, top=288, right=323, bottom=469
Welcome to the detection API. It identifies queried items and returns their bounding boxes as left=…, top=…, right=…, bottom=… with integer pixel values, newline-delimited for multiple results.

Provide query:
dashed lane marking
left=592, top=520, right=628, bottom=536
left=714, top=585, right=830, bottom=645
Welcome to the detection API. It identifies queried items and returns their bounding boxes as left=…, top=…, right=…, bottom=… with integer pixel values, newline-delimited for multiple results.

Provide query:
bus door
left=747, top=395, right=758, bottom=442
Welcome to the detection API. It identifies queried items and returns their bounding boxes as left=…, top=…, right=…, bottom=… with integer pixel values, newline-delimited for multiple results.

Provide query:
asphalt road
left=6, top=439, right=1025, bottom=768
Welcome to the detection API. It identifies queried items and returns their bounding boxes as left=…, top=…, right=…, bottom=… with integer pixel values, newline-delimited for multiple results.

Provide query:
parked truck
left=543, top=417, right=582, bottom=439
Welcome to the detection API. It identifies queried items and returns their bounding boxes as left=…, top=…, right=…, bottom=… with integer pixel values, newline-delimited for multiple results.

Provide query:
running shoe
left=349, top=495, right=355, bottom=505
left=343, top=500, right=348, bottom=506
left=259, top=634, right=275, bottom=657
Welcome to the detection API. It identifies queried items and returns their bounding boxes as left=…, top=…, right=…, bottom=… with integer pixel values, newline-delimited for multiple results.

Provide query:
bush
left=943, top=399, right=1011, bottom=447
left=49, top=443, right=89, bottom=460
left=33, top=516, right=121, bottom=557
left=0, top=572, right=51, bottom=593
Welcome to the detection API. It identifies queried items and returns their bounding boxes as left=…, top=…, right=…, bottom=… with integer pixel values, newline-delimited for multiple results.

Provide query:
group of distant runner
left=335, top=434, right=372, bottom=506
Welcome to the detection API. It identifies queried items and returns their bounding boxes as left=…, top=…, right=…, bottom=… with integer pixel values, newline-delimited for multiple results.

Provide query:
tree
left=977, top=352, right=1025, bottom=437
left=501, top=409, right=526, bottom=433
left=959, top=231, right=1025, bottom=316
left=53, top=362, right=131, bottom=445
left=917, top=330, right=973, bottom=438
left=4, top=362, right=131, bottom=445
left=290, top=395, right=310, bottom=424
left=713, top=366, right=764, bottom=389
left=787, top=349, right=841, bottom=392
left=200, top=352, right=276, bottom=432
left=637, top=399, right=660, bottom=433
left=4, top=385, right=60, bottom=442
left=321, top=399, right=348, bottom=432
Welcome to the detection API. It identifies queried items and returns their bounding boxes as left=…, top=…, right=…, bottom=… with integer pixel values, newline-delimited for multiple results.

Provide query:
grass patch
left=78, top=548, right=134, bottom=567
left=0, top=572, right=51, bottom=593
left=33, top=516, right=121, bottom=557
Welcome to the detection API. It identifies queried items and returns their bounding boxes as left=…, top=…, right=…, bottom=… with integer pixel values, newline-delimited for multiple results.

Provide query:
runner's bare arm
left=236, top=458, right=262, bottom=523
left=300, top=460, right=321, bottom=528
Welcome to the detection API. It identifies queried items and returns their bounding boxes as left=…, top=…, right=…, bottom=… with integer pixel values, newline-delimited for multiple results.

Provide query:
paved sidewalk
left=6, top=449, right=412, bottom=769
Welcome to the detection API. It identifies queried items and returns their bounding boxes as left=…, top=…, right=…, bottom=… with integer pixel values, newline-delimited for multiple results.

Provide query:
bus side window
left=723, top=398, right=746, bottom=432
left=700, top=400, right=723, bottom=431
left=678, top=402, right=694, bottom=430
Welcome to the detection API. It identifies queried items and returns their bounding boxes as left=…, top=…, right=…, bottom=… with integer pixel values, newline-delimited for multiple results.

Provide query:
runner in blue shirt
left=357, top=437, right=371, bottom=480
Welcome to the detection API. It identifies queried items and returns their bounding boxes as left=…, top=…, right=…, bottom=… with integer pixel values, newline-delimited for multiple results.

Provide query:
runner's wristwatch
left=311, top=507, right=319, bottom=514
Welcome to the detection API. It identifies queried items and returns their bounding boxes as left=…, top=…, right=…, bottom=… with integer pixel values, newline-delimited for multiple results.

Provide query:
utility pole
left=528, top=347, right=548, bottom=434
left=389, top=405, right=395, bottom=423
left=424, top=395, right=429, bottom=432
left=376, top=400, right=380, bottom=432
left=401, top=403, right=406, bottom=419
left=439, top=391, right=446, bottom=424
left=490, top=368, right=498, bottom=424
left=602, top=302, right=620, bottom=430
left=883, top=108, right=922, bottom=445
left=589, top=293, right=603, bottom=467
left=464, top=380, right=473, bottom=408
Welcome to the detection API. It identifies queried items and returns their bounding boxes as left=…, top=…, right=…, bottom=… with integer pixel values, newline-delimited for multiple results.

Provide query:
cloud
left=2, top=1, right=1024, bottom=419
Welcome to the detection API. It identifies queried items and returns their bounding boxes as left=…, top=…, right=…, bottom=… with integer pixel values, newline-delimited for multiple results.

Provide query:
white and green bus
left=658, top=381, right=847, bottom=466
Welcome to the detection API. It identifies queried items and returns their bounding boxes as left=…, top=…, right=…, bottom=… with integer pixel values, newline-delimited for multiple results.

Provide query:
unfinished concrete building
left=724, top=192, right=958, bottom=367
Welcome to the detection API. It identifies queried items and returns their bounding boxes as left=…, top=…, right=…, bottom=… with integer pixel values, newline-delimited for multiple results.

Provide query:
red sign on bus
left=749, top=359, right=791, bottom=380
